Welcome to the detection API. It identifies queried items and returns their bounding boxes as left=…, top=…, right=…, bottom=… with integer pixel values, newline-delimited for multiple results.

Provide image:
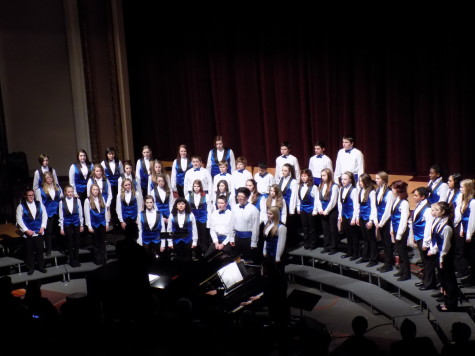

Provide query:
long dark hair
left=391, top=180, right=408, bottom=200
left=105, top=147, right=119, bottom=163
left=171, top=197, right=191, bottom=215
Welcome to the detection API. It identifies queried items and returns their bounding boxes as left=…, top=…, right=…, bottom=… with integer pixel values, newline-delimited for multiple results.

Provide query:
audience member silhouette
left=330, top=315, right=380, bottom=356
left=441, top=321, right=475, bottom=356
left=389, top=318, right=439, bottom=356
left=0, top=276, right=32, bottom=354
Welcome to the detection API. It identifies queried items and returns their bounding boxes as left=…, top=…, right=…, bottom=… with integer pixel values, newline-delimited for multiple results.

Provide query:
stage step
left=288, top=246, right=475, bottom=343
left=9, top=265, right=68, bottom=285
left=286, top=264, right=442, bottom=349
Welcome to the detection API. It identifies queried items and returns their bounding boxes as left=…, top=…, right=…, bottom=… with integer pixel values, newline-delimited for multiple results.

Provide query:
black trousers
left=300, top=211, right=317, bottom=248
left=196, top=220, right=211, bottom=258
left=359, top=218, right=377, bottom=261
left=24, top=234, right=45, bottom=270
left=395, top=229, right=410, bottom=279
left=123, top=217, right=139, bottom=240
left=91, top=225, right=107, bottom=265
left=64, top=224, right=81, bottom=265
left=204, top=241, right=233, bottom=259
left=109, top=185, right=119, bottom=227
left=321, top=208, right=338, bottom=251
left=285, top=214, right=300, bottom=249
left=341, top=217, right=360, bottom=257
left=379, top=222, right=393, bottom=267
left=454, top=224, right=470, bottom=275
left=438, top=249, right=459, bottom=309
left=173, top=241, right=192, bottom=262
left=416, top=239, right=437, bottom=288
left=176, top=184, right=185, bottom=198
left=234, top=236, right=252, bottom=261
left=44, top=215, right=59, bottom=253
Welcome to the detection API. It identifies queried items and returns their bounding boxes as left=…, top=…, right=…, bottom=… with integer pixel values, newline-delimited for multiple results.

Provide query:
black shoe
left=415, top=282, right=424, bottom=287
left=355, top=258, right=369, bottom=264
left=431, top=292, right=443, bottom=298
left=436, top=296, right=446, bottom=303
left=394, top=272, right=402, bottom=277
left=328, top=250, right=338, bottom=255
left=45, top=251, right=51, bottom=257
left=397, top=276, right=410, bottom=281
left=366, top=261, right=378, bottom=268
left=321, top=248, right=330, bottom=253
left=38, top=267, right=47, bottom=273
left=379, top=266, right=393, bottom=273
left=419, top=285, right=434, bottom=291
left=304, top=246, right=310, bottom=250
left=27, top=269, right=34, bottom=276
left=349, top=256, right=359, bottom=261
left=341, top=254, right=351, bottom=259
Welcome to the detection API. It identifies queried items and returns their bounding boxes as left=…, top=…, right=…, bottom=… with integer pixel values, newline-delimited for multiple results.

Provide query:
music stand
left=288, top=289, right=322, bottom=319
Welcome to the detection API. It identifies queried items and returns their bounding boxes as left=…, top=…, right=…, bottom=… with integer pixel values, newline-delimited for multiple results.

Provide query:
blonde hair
left=266, top=184, right=284, bottom=210
left=41, top=171, right=59, bottom=192
left=120, top=178, right=136, bottom=200
left=318, top=168, right=333, bottom=200
left=150, top=159, right=164, bottom=184
left=460, top=179, right=474, bottom=214
left=91, top=164, right=106, bottom=181
left=155, top=174, right=170, bottom=194
left=89, top=183, right=105, bottom=210
left=264, top=206, right=281, bottom=237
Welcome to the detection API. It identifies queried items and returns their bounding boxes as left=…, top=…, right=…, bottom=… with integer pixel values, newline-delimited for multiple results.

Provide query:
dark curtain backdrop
left=123, top=8, right=475, bottom=177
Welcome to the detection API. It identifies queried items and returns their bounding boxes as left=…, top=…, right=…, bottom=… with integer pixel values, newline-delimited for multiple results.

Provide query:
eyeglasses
left=26, top=194, right=35, bottom=197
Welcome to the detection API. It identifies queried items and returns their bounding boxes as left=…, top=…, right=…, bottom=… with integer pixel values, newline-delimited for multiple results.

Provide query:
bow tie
left=259, top=173, right=267, bottom=178
left=345, top=149, right=353, bottom=154
left=238, top=170, right=244, bottom=173
left=316, top=154, right=323, bottom=158
left=219, top=210, right=226, bottom=214
left=239, top=204, right=247, bottom=209
left=220, top=173, right=226, bottom=176
left=194, top=168, right=200, bottom=171
left=281, top=155, right=288, bottom=159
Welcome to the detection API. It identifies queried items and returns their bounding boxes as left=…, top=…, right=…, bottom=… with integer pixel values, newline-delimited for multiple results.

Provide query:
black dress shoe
left=419, top=285, right=434, bottom=291
left=415, top=282, right=424, bottom=287
left=328, top=250, right=337, bottom=255
left=38, top=267, right=47, bottom=273
left=436, top=296, right=446, bottom=303
left=397, top=276, right=410, bottom=281
left=379, top=266, right=393, bottom=273
left=27, top=269, right=34, bottom=276
left=431, top=292, right=443, bottom=298
left=366, top=261, right=378, bottom=268
left=341, top=254, right=351, bottom=259
left=321, top=248, right=330, bottom=253
left=394, top=272, right=402, bottom=277
left=355, top=258, right=369, bottom=264
left=349, top=256, right=359, bottom=261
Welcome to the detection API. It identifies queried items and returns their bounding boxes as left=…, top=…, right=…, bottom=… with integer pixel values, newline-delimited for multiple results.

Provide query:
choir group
left=16, top=134, right=474, bottom=312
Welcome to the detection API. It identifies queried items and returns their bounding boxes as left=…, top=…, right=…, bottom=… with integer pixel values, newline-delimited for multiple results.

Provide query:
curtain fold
left=124, top=15, right=475, bottom=177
